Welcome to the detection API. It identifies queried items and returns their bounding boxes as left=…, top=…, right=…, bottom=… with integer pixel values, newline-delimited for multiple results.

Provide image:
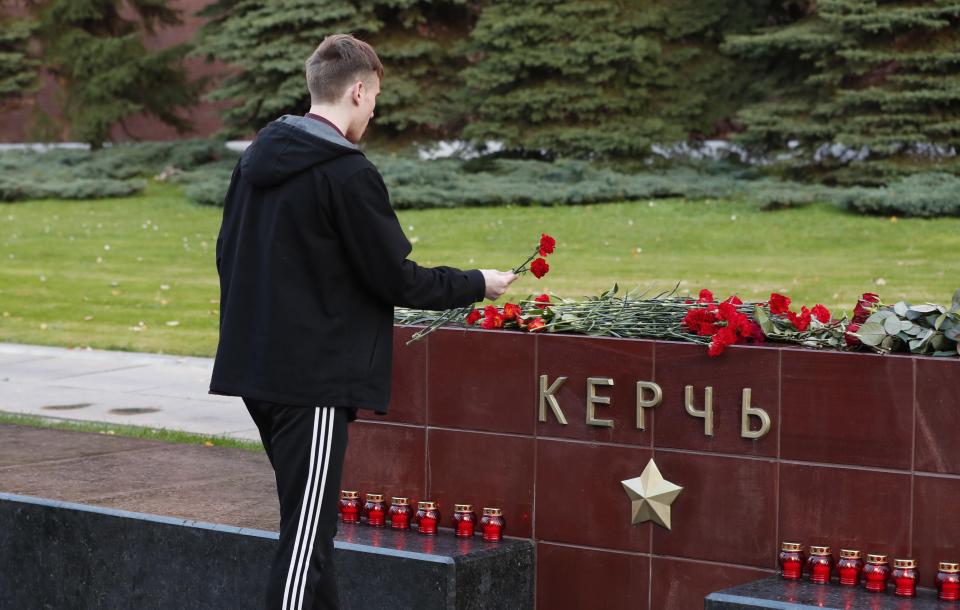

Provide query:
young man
left=210, top=34, right=516, bottom=610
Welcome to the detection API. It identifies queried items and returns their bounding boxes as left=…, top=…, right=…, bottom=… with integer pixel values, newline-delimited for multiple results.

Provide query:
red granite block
left=535, top=438, right=652, bottom=552
left=651, top=557, right=770, bottom=610
left=912, top=474, right=960, bottom=587
left=915, top=358, right=960, bottom=475
left=780, top=350, right=913, bottom=469
left=426, top=428, right=535, bottom=538
left=778, top=462, right=911, bottom=559
left=537, top=543, right=649, bottom=610
left=652, top=450, right=778, bottom=568
left=341, top=422, right=426, bottom=502
left=427, top=328, right=536, bottom=435
left=653, top=342, right=779, bottom=457
left=536, top=334, right=654, bottom=446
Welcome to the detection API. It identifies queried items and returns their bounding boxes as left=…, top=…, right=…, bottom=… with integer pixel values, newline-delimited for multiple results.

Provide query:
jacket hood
left=241, top=115, right=362, bottom=187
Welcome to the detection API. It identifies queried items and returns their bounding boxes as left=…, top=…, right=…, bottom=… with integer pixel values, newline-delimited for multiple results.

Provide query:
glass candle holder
left=937, top=562, right=960, bottom=601
left=416, top=501, right=440, bottom=535
left=837, top=549, right=863, bottom=586
left=892, top=558, right=917, bottom=597
left=806, top=546, right=833, bottom=584
left=388, top=497, right=411, bottom=530
left=363, top=493, right=386, bottom=527
left=778, top=542, right=805, bottom=580
left=863, top=554, right=890, bottom=593
left=339, top=490, right=360, bottom=524
left=479, top=507, right=505, bottom=542
left=453, top=504, right=477, bottom=538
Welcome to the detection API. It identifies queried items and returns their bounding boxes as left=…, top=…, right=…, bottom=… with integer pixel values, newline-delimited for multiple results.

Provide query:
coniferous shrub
left=830, top=173, right=960, bottom=217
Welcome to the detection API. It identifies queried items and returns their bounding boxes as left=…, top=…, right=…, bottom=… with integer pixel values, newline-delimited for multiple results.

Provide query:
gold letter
left=539, top=375, right=568, bottom=424
left=586, top=377, right=614, bottom=428
left=684, top=385, right=714, bottom=437
left=635, top=381, right=662, bottom=430
left=741, top=388, right=771, bottom=439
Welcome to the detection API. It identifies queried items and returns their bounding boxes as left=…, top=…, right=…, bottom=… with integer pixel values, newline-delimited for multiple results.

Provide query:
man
left=210, top=34, right=517, bottom=610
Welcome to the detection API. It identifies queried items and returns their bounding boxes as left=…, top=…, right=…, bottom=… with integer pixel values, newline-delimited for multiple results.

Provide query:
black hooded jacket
left=210, top=115, right=485, bottom=416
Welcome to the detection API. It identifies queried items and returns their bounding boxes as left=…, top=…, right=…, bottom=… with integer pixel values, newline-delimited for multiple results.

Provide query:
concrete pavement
left=0, top=342, right=258, bottom=442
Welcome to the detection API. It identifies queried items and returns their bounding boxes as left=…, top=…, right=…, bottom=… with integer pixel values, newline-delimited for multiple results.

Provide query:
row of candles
left=339, top=490, right=506, bottom=542
left=779, top=542, right=960, bottom=600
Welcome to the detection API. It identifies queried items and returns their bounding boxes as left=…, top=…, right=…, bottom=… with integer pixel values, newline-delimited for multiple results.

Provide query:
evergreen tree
left=34, top=0, right=201, bottom=148
left=0, top=17, right=38, bottom=103
left=724, top=0, right=960, bottom=182
left=194, top=0, right=478, bottom=139
left=461, top=0, right=774, bottom=158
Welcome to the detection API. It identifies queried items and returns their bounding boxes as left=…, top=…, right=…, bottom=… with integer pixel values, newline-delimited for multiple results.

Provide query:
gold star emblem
left=621, top=459, right=683, bottom=530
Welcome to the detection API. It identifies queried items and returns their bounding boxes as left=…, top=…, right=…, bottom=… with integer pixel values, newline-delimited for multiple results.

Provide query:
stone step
left=706, top=576, right=945, bottom=609
left=0, top=492, right=533, bottom=610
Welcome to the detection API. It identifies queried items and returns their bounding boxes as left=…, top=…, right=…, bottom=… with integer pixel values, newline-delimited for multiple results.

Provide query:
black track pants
left=245, top=399, right=350, bottom=610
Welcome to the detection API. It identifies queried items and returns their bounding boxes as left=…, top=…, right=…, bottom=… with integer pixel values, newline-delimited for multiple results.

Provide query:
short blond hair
left=305, top=34, right=384, bottom=104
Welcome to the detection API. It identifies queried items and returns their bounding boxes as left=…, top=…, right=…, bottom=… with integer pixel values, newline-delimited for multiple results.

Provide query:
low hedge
left=0, top=140, right=236, bottom=202
left=829, top=173, right=960, bottom=218
left=0, top=143, right=956, bottom=218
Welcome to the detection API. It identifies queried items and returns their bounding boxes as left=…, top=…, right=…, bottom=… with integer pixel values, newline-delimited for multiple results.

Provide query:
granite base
left=0, top=492, right=534, bottom=610
left=705, top=576, right=952, bottom=609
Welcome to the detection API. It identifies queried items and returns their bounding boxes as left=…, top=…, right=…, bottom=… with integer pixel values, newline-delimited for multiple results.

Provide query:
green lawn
left=1, top=181, right=957, bottom=356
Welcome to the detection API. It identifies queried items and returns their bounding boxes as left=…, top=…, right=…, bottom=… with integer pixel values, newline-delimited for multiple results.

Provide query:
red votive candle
left=416, top=501, right=440, bottom=535
left=453, top=504, right=476, bottom=538
left=806, top=546, right=833, bottom=584
left=863, top=554, right=890, bottom=592
left=937, top=561, right=960, bottom=601
left=388, top=497, right=411, bottom=530
left=778, top=542, right=805, bottom=580
left=339, top=490, right=360, bottom=524
left=892, top=558, right=917, bottom=597
left=837, top=549, right=863, bottom=586
left=363, top=493, right=386, bottom=527
left=479, top=507, right=505, bottom=542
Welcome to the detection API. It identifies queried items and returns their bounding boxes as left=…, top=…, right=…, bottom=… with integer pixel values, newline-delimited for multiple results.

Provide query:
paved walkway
left=0, top=343, right=257, bottom=442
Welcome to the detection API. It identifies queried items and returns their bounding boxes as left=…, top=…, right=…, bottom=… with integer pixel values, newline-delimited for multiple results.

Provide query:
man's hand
left=480, top=269, right=519, bottom=301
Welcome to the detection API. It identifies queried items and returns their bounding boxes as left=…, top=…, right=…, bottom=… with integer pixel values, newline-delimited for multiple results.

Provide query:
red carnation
left=531, top=257, right=549, bottom=279
left=768, top=293, right=791, bottom=315
left=465, top=309, right=481, bottom=325
left=811, top=304, right=831, bottom=324
left=683, top=308, right=718, bottom=336
left=697, top=289, right=714, bottom=304
left=502, top=303, right=521, bottom=321
left=481, top=305, right=503, bottom=330
left=787, top=306, right=812, bottom=332
left=534, top=294, right=551, bottom=309
left=724, top=295, right=743, bottom=305
left=708, top=326, right=738, bottom=357
left=527, top=317, right=546, bottom=332
left=539, top=234, right=556, bottom=256
left=845, top=323, right=861, bottom=346
left=717, top=302, right=739, bottom=322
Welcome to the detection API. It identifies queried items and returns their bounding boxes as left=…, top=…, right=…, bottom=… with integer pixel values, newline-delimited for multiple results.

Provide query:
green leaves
left=859, top=297, right=960, bottom=356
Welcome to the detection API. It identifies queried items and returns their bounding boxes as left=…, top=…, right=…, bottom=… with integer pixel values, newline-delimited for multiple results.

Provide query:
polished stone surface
left=706, top=576, right=949, bottom=609
left=0, top=492, right=534, bottom=610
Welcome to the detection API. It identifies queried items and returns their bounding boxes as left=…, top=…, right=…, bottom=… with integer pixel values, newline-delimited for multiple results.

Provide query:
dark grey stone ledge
left=0, top=492, right=533, bottom=610
left=706, top=576, right=954, bottom=609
